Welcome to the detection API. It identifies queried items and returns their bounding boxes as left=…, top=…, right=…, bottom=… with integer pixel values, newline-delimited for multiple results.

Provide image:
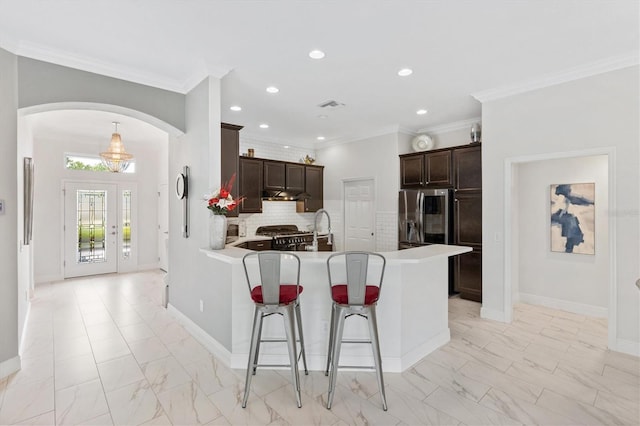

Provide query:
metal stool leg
left=283, top=305, right=302, bottom=408
left=325, top=303, right=336, bottom=376
left=252, top=313, right=264, bottom=375
left=294, top=301, right=309, bottom=375
left=327, top=307, right=346, bottom=410
left=243, top=307, right=263, bottom=408
left=368, top=306, right=387, bottom=411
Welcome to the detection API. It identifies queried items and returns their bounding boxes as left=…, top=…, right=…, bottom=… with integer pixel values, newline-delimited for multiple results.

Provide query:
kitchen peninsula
left=183, top=244, right=471, bottom=373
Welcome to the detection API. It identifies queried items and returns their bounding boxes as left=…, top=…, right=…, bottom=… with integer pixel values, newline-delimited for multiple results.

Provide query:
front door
left=344, top=179, right=375, bottom=251
left=64, top=182, right=118, bottom=278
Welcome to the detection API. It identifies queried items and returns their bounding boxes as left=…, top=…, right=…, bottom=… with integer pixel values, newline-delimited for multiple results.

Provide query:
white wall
left=32, top=134, right=164, bottom=282
left=517, top=155, right=609, bottom=315
left=239, top=136, right=316, bottom=163
left=167, top=77, right=233, bottom=349
left=317, top=133, right=400, bottom=251
left=482, top=65, right=639, bottom=354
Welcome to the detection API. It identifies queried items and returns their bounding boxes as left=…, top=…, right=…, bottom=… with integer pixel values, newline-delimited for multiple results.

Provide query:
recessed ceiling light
left=317, top=114, right=328, bottom=119
left=416, top=109, right=428, bottom=115
left=230, top=105, right=242, bottom=111
left=283, top=145, right=290, bottom=149
left=266, top=86, right=279, bottom=94
left=259, top=123, right=269, bottom=129
left=398, top=68, right=413, bottom=77
left=309, top=50, right=325, bottom=59
left=317, top=136, right=325, bottom=141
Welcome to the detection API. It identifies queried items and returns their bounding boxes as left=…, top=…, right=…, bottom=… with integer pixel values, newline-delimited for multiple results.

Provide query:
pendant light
left=100, top=121, right=133, bottom=172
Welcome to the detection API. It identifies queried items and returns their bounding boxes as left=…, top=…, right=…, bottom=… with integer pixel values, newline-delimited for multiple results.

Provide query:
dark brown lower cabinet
left=247, top=240, right=272, bottom=251
left=454, top=249, right=482, bottom=302
left=454, top=190, right=482, bottom=301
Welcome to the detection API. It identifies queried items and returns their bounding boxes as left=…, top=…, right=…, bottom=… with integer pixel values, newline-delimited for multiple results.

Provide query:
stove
left=255, top=225, right=331, bottom=251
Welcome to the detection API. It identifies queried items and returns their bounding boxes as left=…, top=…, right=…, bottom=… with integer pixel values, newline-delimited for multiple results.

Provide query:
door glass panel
left=77, top=190, right=107, bottom=264
left=122, top=190, right=131, bottom=259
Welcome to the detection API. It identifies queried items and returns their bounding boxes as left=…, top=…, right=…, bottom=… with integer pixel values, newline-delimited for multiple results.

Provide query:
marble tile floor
left=0, top=270, right=638, bottom=425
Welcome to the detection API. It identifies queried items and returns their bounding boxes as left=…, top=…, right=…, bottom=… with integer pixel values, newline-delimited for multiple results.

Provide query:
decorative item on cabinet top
left=470, top=123, right=481, bottom=143
left=411, top=134, right=434, bottom=152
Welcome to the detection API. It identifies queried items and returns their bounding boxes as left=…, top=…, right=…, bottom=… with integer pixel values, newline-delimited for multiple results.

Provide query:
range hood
left=262, top=190, right=311, bottom=201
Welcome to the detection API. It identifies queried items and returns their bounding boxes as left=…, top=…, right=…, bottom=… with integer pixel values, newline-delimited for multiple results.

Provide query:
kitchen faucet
left=307, top=208, right=332, bottom=251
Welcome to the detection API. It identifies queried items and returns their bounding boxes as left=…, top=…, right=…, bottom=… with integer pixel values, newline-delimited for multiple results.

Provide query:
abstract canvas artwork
left=550, top=183, right=595, bottom=254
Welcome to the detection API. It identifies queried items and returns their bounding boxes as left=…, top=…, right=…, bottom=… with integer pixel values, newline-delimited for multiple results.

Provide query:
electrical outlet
left=199, top=299, right=204, bottom=312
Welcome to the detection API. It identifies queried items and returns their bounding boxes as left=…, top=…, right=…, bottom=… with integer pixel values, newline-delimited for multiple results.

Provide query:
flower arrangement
left=205, top=174, right=244, bottom=215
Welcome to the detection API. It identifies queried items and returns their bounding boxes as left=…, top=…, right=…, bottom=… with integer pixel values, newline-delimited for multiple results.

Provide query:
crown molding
left=472, top=52, right=639, bottom=103
left=317, top=125, right=402, bottom=149
left=11, top=40, right=231, bottom=94
left=418, top=117, right=481, bottom=135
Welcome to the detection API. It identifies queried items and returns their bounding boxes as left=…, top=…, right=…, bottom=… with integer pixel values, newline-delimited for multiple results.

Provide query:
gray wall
left=168, top=77, right=232, bottom=349
left=0, top=52, right=187, bottom=375
left=0, top=47, right=19, bottom=370
left=482, top=66, right=639, bottom=352
left=17, top=57, right=186, bottom=133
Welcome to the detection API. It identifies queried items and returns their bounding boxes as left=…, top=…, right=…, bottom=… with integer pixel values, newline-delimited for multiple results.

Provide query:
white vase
left=209, top=214, right=228, bottom=250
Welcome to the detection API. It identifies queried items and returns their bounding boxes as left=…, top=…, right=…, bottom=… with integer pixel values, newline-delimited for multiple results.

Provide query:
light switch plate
left=0, top=199, right=5, bottom=215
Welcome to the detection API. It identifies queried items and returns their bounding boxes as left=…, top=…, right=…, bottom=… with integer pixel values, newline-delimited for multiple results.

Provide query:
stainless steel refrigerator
left=398, top=188, right=452, bottom=249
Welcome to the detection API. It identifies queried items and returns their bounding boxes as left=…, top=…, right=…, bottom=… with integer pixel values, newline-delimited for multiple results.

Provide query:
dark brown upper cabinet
left=238, top=157, right=263, bottom=213
left=424, top=150, right=452, bottom=186
left=400, top=149, right=452, bottom=188
left=453, top=144, right=482, bottom=190
left=298, top=165, right=323, bottom=212
left=263, top=160, right=286, bottom=191
left=286, top=164, right=306, bottom=193
left=221, top=123, right=243, bottom=217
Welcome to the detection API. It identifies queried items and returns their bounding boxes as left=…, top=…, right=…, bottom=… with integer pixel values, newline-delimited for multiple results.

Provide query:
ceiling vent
left=317, top=100, right=345, bottom=109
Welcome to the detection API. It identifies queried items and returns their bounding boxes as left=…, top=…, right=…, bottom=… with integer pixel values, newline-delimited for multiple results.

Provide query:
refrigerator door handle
left=418, top=192, right=424, bottom=244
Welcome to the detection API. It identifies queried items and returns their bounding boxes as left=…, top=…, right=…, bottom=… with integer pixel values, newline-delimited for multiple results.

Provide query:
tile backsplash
left=234, top=201, right=315, bottom=237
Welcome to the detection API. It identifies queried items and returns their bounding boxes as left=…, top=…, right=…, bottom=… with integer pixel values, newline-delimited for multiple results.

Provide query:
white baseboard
left=0, top=356, right=21, bottom=380
left=137, top=263, right=160, bottom=271
left=518, top=292, right=608, bottom=318
left=35, top=273, right=63, bottom=284
left=612, top=338, right=640, bottom=357
left=481, top=306, right=508, bottom=322
left=166, top=304, right=232, bottom=366
left=399, top=329, right=451, bottom=371
left=19, top=302, right=31, bottom=355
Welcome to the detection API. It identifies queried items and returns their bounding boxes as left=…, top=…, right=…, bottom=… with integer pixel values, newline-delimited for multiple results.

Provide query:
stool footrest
left=254, top=363, right=295, bottom=369
left=336, top=365, right=377, bottom=371
left=340, top=339, right=372, bottom=344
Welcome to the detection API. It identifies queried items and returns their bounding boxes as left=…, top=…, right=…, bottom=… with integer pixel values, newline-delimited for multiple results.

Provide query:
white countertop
left=200, top=244, right=471, bottom=264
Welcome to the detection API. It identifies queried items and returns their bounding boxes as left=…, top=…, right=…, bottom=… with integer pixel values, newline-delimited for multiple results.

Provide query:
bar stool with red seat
left=241, top=251, right=308, bottom=408
left=325, top=251, right=387, bottom=410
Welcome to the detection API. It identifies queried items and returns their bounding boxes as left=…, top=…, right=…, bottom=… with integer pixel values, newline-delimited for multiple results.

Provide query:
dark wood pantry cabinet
left=452, top=144, right=482, bottom=302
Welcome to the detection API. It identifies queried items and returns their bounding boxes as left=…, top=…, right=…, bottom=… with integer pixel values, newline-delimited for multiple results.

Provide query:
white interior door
left=64, top=182, right=118, bottom=278
left=344, top=179, right=375, bottom=251
left=158, top=183, right=169, bottom=272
